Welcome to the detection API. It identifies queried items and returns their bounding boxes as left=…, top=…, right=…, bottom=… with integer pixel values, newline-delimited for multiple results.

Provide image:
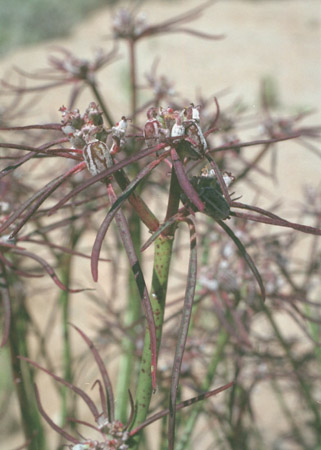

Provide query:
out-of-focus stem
left=270, top=378, right=308, bottom=448
left=115, top=38, right=140, bottom=420
left=58, top=257, right=73, bottom=426
left=58, top=226, right=80, bottom=428
left=88, top=79, right=114, bottom=127
left=4, top=264, right=47, bottom=450
left=176, top=329, right=229, bottom=450
left=262, top=303, right=321, bottom=436
left=129, top=39, right=137, bottom=120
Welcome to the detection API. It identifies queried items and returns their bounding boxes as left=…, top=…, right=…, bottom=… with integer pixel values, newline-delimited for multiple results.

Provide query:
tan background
left=1, top=1, right=320, bottom=448
left=1, top=0, right=320, bottom=205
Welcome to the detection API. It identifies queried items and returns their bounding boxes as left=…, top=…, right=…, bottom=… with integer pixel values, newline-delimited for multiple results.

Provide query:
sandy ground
left=1, top=0, right=321, bottom=448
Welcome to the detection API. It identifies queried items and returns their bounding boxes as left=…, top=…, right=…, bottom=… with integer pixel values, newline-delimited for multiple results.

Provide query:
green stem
left=115, top=212, right=142, bottom=423
left=58, top=252, right=74, bottom=427
left=4, top=265, right=47, bottom=450
left=305, top=304, right=321, bottom=374
left=129, top=169, right=181, bottom=449
left=176, top=329, right=229, bottom=450
left=262, top=303, right=321, bottom=436
left=88, top=79, right=114, bottom=127
left=130, top=235, right=174, bottom=448
left=270, top=378, right=308, bottom=448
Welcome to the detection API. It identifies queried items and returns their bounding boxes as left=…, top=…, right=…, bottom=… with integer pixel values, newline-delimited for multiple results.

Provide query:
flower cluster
left=113, top=8, right=148, bottom=40
left=143, top=103, right=207, bottom=159
left=70, top=418, right=129, bottom=450
left=48, top=47, right=118, bottom=83
left=60, top=102, right=128, bottom=176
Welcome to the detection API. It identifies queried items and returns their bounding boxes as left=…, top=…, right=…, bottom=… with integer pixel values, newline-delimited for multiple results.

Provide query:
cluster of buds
left=60, top=103, right=128, bottom=176
left=69, top=419, right=129, bottom=450
left=143, top=103, right=208, bottom=160
left=49, top=47, right=117, bottom=82
left=143, top=106, right=170, bottom=149
left=112, top=8, right=148, bottom=39
left=145, top=63, right=175, bottom=100
left=60, top=102, right=106, bottom=149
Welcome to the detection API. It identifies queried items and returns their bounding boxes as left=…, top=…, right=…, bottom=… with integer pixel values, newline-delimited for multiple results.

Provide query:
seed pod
left=83, top=141, right=109, bottom=176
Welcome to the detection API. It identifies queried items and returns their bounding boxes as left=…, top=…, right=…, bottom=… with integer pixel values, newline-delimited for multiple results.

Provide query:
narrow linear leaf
left=168, top=218, right=197, bottom=449
left=22, top=237, right=110, bottom=263
left=209, top=133, right=301, bottom=154
left=216, top=219, right=266, bottom=300
left=0, top=174, right=66, bottom=235
left=91, top=156, right=166, bottom=281
left=32, top=383, right=79, bottom=444
left=70, top=324, right=115, bottom=422
left=0, top=123, right=61, bottom=131
left=67, top=418, right=102, bottom=434
left=130, top=381, right=234, bottom=436
left=1, top=162, right=85, bottom=238
left=109, top=155, right=166, bottom=216
left=0, top=252, right=43, bottom=279
left=141, top=213, right=181, bottom=252
left=12, top=249, right=84, bottom=293
left=0, top=151, right=36, bottom=179
left=18, top=357, right=100, bottom=421
left=125, top=389, right=135, bottom=431
left=0, top=266, right=11, bottom=347
left=106, top=185, right=158, bottom=391
left=48, top=144, right=168, bottom=215
left=170, top=148, right=204, bottom=212
left=231, top=208, right=321, bottom=236
left=92, top=379, right=108, bottom=424
left=169, top=27, right=224, bottom=40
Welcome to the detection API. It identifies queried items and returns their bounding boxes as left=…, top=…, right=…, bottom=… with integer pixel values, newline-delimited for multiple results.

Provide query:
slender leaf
left=18, top=357, right=100, bottom=421
left=170, top=148, right=204, bottom=212
left=0, top=262, right=11, bottom=347
left=130, top=381, right=234, bottom=436
left=32, top=383, right=79, bottom=444
left=104, top=184, right=158, bottom=391
left=216, top=219, right=266, bottom=300
left=91, top=156, right=166, bottom=280
left=12, top=249, right=84, bottom=293
left=141, top=212, right=182, bottom=252
left=70, top=324, right=115, bottom=422
left=48, top=144, right=168, bottom=215
left=168, top=218, right=197, bottom=449
left=231, top=209, right=321, bottom=236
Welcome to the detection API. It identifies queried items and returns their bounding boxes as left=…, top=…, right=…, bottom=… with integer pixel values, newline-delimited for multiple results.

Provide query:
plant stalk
left=4, top=264, right=47, bottom=450
left=129, top=168, right=181, bottom=449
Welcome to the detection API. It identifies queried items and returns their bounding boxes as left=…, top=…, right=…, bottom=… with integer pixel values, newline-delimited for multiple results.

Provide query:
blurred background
left=1, top=0, right=320, bottom=200
left=0, top=1, right=320, bottom=449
